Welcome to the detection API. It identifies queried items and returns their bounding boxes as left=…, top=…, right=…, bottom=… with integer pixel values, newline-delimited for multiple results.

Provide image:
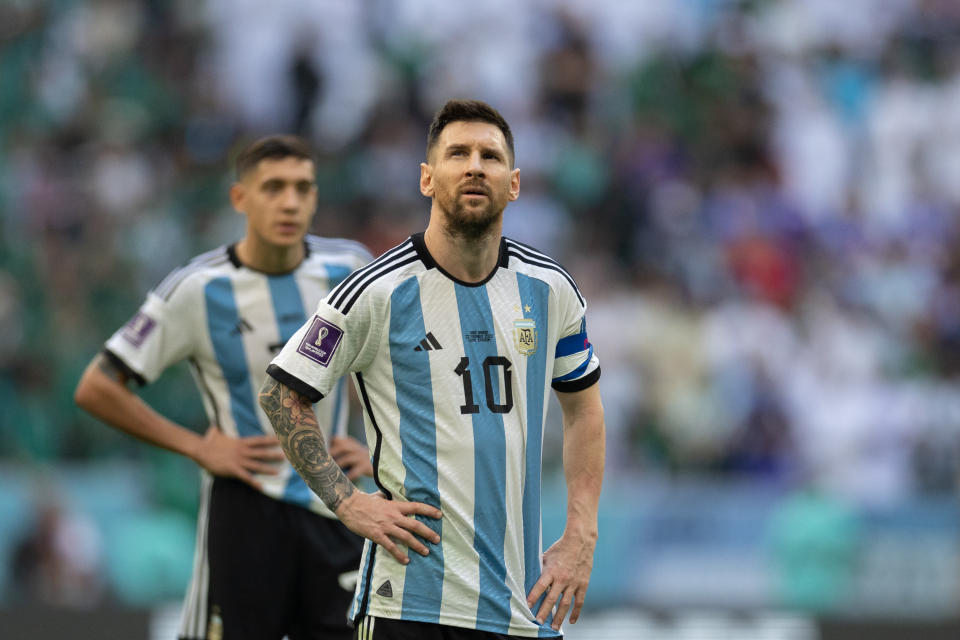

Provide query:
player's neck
left=235, top=235, right=305, bottom=274
left=423, top=222, right=501, bottom=283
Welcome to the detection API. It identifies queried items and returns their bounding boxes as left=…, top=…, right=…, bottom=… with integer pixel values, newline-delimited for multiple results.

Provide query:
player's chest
left=200, top=273, right=325, bottom=368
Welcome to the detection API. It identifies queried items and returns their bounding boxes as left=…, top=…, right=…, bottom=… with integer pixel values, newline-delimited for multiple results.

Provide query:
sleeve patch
left=121, top=312, right=157, bottom=347
left=296, top=316, right=344, bottom=367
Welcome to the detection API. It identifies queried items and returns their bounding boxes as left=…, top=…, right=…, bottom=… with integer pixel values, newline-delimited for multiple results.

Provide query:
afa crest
left=514, top=318, right=538, bottom=356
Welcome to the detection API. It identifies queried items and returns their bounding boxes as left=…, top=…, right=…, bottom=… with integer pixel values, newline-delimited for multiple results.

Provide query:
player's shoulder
left=503, top=236, right=585, bottom=308
left=151, top=245, right=233, bottom=302
left=304, top=234, right=374, bottom=266
left=323, top=236, right=422, bottom=315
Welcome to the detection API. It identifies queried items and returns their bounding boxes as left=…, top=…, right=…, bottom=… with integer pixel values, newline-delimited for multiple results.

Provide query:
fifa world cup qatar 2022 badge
left=297, top=316, right=344, bottom=366
left=514, top=318, right=538, bottom=356
left=121, top=311, right=156, bottom=348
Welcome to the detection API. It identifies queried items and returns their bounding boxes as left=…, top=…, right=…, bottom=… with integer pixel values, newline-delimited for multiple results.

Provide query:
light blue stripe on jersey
left=267, top=274, right=314, bottom=507
left=331, top=377, right=347, bottom=437
left=515, top=274, right=556, bottom=635
left=268, top=273, right=307, bottom=343
left=454, top=284, right=512, bottom=634
left=390, top=276, right=444, bottom=622
left=323, top=263, right=353, bottom=289
left=205, top=278, right=261, bottom=437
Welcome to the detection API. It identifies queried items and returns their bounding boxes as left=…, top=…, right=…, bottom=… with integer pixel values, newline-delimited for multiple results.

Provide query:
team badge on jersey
left=121, top=311, right=156, bottom=347
left=514, top=318, right=538, bottom=356
left=297, top=316, right=344, bottom=366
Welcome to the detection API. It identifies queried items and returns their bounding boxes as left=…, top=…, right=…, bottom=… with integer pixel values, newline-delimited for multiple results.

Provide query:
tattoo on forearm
left=258, top=377, right=356, bottom=511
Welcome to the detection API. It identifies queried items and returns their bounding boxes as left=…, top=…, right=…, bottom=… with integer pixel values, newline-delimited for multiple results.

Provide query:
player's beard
left=440, top=192, right=504, bottom=241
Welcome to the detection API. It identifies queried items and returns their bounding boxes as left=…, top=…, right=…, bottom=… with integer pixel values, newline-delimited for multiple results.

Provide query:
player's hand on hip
left=330, top=435, right=373, bottom=480
left=526, top=531, right=597, bottom=631
left=194, top=425, right=286, bottom=490
left=335, top=491, right=442, bottom=564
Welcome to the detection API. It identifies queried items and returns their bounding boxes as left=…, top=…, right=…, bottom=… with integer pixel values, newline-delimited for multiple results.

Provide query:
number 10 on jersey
left=454, top=356, right=514, bottom=415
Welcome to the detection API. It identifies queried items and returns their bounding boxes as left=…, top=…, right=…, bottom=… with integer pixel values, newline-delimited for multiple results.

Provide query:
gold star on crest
left=524, top=304, right=531, bottom=313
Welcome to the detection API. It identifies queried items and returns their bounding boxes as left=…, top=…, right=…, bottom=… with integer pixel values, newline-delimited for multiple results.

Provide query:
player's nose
left=465, top=150, right=485, bottom=176
left=280, top=185, right=301, bottom=210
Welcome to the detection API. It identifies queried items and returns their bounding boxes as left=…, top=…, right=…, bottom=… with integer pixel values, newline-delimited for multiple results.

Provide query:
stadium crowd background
left=3, top=0, right=960, bottom=633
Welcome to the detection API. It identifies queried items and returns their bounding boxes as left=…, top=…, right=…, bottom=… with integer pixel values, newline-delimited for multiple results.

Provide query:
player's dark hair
left=426, top=99, right=515, bottom=166
left=234, top=135, right=315, bottom=179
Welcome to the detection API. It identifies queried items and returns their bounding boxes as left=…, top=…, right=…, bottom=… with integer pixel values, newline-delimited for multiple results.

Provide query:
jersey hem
left=265, top=364, right=325, bottom=403
left=361, top=608, right=562, bottom=638
left=551, top=366, right=600, bottom=393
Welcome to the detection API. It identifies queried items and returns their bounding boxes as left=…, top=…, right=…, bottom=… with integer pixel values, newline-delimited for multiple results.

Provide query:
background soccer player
left=74, top=135, right=374, bottom=640
left=260, top=100, right=605, bottom=639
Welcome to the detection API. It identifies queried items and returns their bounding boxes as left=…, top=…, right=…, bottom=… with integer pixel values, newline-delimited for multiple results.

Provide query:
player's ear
left=229, top=182, right=246, bottom=213
left=419, top=163, right=434, bottom=197
left=508, top=167, right=520, bottom=202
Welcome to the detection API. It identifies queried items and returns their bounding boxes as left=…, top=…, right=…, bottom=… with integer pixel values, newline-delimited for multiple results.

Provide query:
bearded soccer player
left=75, top=135, right=375, bottom=640
left=260, top=101, right=605, bottom=639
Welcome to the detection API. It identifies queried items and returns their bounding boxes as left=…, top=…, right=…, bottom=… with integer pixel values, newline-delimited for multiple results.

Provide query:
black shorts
left=353, top=617, right=561, bottom=640
left=181, top=476, right=364, bottom=640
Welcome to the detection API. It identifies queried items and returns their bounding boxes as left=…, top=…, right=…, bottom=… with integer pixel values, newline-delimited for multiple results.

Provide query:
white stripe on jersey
left=420, top=278, right=481, bottom=627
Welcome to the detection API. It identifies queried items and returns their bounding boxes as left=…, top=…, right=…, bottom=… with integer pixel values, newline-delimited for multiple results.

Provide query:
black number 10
left=454, top=356, right=514, bottom=415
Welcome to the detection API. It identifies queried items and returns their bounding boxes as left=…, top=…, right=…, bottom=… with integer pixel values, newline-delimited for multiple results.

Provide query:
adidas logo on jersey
left=413, top=332, right=443, bottom=352
left=230, top=317, right=254, bottom=336
left=376, top=580, right=393, bottom=598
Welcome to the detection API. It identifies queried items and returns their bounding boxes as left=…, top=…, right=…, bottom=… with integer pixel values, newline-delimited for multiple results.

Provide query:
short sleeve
left=267, top=291, right=381, bottom=403
left=103, top=282, right=198, bottom=386
left=551, top=287, right=600, bottom=393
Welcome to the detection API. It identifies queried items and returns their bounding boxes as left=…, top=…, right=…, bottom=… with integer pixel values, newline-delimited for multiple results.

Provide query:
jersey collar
left=410, top=232, right=509, bottom=288
left=226, top=241, right=311, bottom=274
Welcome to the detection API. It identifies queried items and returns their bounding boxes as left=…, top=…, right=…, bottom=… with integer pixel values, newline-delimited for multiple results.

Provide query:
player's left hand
left=330, top=435, right=373, bottom=480
left=526, top=530, right=597, bottom=631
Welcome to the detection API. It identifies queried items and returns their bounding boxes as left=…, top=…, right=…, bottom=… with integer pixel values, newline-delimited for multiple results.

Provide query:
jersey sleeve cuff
left=103, top=348, right=147, bottom=387
left=265, top=364, right=325, bottom=403
left=551, top=366, right=600, bottom=393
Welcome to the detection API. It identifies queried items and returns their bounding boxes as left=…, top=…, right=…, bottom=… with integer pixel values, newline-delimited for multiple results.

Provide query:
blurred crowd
left=4, top=0, right=960, bottom=524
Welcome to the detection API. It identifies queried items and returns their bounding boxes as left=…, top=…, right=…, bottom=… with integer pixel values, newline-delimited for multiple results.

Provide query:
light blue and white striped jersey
left=268, top=233, right=600, bottom=637
left=104, top=235, right=372, bottom=517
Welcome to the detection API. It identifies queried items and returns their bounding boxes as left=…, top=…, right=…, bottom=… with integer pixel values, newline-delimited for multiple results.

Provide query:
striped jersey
left=267, top=232, right=600, bottom=637
left=104, top=235, right=372, bottom=518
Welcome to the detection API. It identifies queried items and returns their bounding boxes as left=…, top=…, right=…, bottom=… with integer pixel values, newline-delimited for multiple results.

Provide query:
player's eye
left=296, top=181, right=313, bottom=194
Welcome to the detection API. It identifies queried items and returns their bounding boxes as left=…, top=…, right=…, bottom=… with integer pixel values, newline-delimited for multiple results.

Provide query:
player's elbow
left=73, top=371, right=99, bottom=411
left=257, top=375, right=282, bottom=410
left=74, top=361, right=115, bottom=412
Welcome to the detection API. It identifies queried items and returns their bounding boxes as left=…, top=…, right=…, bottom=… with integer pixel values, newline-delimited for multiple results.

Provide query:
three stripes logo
left=413, top=332, right=443, bottom=352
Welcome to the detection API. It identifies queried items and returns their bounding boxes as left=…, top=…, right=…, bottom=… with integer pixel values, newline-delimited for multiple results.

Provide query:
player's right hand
left=193, top=425, right=286, bottom=490
left=335, top=491, right=442, bottom=564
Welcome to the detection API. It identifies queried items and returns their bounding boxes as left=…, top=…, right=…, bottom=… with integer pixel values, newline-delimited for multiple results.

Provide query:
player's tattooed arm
left=258, top=377, right=356, bottom=511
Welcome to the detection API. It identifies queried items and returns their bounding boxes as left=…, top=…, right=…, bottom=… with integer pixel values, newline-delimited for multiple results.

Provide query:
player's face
left=232, top=157, right=317, bottom=248
left=420, top=121, right=520, bottom=239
